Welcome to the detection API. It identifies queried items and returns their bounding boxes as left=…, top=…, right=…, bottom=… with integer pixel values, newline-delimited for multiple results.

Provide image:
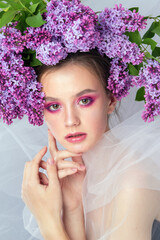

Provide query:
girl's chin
left=64, top=142, right=96, bottom=154
left=65, top=145, right=87, bottom=154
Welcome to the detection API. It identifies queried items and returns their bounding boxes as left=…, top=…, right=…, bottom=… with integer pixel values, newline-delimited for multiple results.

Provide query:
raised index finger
left=32, top=146, right=47, bottom=164
left=48, top=129, right=58, bottom=160
left=30, top=146, right=47, bottom=183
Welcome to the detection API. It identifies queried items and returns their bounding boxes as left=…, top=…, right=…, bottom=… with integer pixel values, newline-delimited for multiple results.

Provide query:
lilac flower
left=36, top=42, right=68, bottom=65
left=0, top=29, right=45, bottom=126
left=44, top=0, right=100, bottom=58
left=0, top=26, right=24, bottom=53
left=98, top=4, right=147, bottom=36
left=25, top=27, right=52, bottom=50
left=98, top=31, right=144, bottom=65
left=64, top=16, right=100, bottom=52
left=132, top=59, right=160, bottom=122
left=107, top=58, right=133, bottom=100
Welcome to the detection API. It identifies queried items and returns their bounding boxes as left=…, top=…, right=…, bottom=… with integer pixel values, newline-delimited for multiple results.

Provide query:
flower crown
left=0, top=0, right=160, bottom=125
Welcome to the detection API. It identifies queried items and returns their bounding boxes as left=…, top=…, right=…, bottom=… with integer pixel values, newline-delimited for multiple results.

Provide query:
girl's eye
left=79, top=98, right=92, bottom=106
left=47, top=104, right=60, bottom=111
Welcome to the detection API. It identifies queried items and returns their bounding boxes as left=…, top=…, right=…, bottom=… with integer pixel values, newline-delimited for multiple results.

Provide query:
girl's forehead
left=41, top=66, right=107, bottom=101
left=41, top=64, right=102, bottom=88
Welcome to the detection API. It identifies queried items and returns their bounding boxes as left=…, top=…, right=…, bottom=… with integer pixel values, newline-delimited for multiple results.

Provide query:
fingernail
left=80, top=164, right=85, bottom=170
left=48, top=158, right=55, bottom=165
left=72, top=168, right=77, bottom=172
left=48, top=129, right=51, bottom=134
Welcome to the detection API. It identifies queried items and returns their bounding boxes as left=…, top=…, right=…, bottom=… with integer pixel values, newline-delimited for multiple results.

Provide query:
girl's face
left=41, top=64, right=117, bottom=154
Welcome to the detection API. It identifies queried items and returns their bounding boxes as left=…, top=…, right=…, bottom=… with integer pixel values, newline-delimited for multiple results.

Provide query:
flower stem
left=18, top=0, right=33, bottom=15
left=141, top=44, right=160, bottom=63
left=146, top=16, right=160, bottom=21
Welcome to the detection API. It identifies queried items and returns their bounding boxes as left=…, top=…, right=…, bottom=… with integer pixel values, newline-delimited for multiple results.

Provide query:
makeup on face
left=44, top=91, right=100, bottom=113
left=42, top=64, right=114, bottom=153
left=65, top=132, right=87, bottom=143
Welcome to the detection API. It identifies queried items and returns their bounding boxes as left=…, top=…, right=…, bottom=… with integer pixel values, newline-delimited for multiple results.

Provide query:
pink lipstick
left=65, top=132, right=87, bottom=143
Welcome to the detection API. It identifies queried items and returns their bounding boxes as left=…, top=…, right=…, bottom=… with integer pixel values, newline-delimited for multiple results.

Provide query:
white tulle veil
left=0, top=1, right=160, bottom=239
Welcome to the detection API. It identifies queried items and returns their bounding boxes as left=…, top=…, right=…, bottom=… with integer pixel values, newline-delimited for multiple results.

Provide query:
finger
left=47, top=158, right=60, bottom=187
left=54, top=150, right=81, bottom=162
left=22, top=161, right=31, bottom=199
left=48, top=130, right=58, bottom=159
left=72, top=155, right=84, bottom=165
left=30, top=146, right=47, bottom=183
left=39, top=172, right=49, bottom=185
left=57, top=159, right=85, bottom=171
left=22, top=161, right=31, bottom=186
left=39, top=160, right=47, bottom=170
left=32, top=146, right=47, bottom=164
left=58, top=168, right=78, bottom=179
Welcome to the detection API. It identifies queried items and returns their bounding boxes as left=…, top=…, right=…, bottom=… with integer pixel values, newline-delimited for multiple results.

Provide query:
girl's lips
left=65, top=133, right=87, bottom=143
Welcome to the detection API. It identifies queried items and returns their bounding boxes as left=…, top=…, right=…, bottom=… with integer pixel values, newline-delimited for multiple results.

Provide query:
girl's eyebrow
left=44, top=89, right=97, bottom=102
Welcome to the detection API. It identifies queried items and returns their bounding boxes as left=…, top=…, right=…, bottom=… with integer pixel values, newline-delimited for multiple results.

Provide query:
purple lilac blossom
left=98, top=4, right=147, bottom=35
left=0, top=27, right=45, bottom=126
left=36, top=42, right=68, bottom=65
left=107, top=58, right=133, bottom=100
left=0, top=26, right=25, bottom=53
left=47, top=0, right=100, bottom=51
left=25, top=0, right=100, bottom=65
left=98, top=31, right=144, bottom=65
left=25, top=27, right=52, bottom=50
left=132, top=59, right=160, bottom=122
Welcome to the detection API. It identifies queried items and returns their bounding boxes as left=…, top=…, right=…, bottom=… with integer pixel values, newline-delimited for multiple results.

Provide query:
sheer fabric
left=0, top=1, right=160, bottom=239
left=82, top=110, right=160, bottom=239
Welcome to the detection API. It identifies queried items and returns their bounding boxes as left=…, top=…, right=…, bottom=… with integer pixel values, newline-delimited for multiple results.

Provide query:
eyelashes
left=45, top=103, right=61, bottom=112
left=78, top=96, right=94, bottom=107
left=44, top=96, right=95, bottom=113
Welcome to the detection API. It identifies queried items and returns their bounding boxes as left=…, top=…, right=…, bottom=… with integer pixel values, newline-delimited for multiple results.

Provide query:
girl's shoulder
left=109, top=187, right=160, bottom=240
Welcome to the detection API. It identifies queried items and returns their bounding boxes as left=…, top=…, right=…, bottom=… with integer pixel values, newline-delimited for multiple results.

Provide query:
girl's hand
left=48, top=130, right=86, bottom=213
left=21, top=146, right=63, bottom=229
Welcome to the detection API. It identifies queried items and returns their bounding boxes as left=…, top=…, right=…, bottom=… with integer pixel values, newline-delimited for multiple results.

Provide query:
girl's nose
left=64, top=106, right=80, bottom=127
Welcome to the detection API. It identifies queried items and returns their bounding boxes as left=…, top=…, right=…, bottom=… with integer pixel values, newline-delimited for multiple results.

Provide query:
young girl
left=0, top=0, right=160, bottom=240
left=21, top=50, right=160, bottom=240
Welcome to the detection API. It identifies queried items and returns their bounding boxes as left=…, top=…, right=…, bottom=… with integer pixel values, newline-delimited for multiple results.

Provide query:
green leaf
left=152, top=47, right=160, bottom=57
left=152, top=22, right=160, bottom=36
left=23, top=48, right=35, bottom=54
left=125, top=30, right=142, bottom=46
left=15, top=11, right=28, bottom=31
left=5, top=0, right=23, bottom=10
left=0, top=10, right=16, bottom=28
left=29, top=2, right=39, bottom=13
left=0, top=10, right=4, bottom=19
left=128, top=64, right=139, bottom=76
left=128, top=7, right=139, bottom=13
left=0, top=2, right=9, bottom=8
left=31, top=0, right=43, bottom=3
left=135, top=87, right=145, bottom=101
left=26, top=12, right=46, bottom=27
left=36, top=1, right=47, bottom=12
left=142, top=38, right=157, bottom=51
left=142, top=21, right=158, bottom=39
left=136, top=63, right=143, bottom=71
left=30, top=53, right=42, bottom=66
